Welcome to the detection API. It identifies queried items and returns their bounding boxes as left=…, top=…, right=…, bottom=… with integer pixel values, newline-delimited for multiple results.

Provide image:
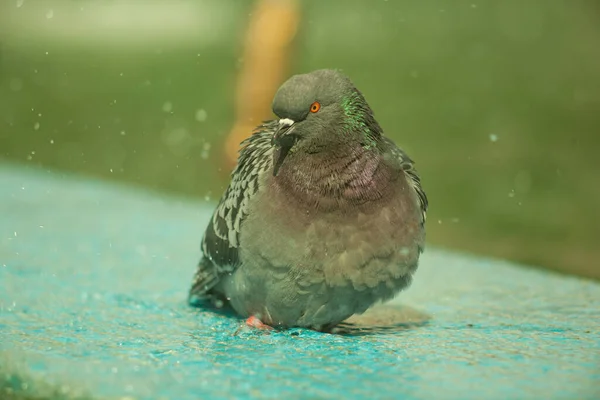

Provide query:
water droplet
left=120, top=130, right=126, bottom=136
left=162, top=102, right=172, bottom=112
left=489, top=134, right=498, bottom=142
left=16, top=0, right=24, bottom=8
left=200, top=142, right=212, bottom=159
left=163, top=128, right=188, bottom=147
left=136, top=245, right=147, bottom=256
left=508, top=190, right=515, bottom=198
left=46, top=9, right=53, bottom=19
left=195, top=108, right=207, bottom=122
left=49, top=139, right=54, bottom=144
left=34, top=122, right=40, bottom=130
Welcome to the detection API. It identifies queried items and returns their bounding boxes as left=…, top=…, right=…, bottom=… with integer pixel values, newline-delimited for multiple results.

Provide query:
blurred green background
left=1, top=0, right=598, bottom=279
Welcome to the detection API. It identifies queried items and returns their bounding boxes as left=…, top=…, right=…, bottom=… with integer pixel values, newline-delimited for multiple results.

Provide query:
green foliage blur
left=1, top=0, right=598, bottom=278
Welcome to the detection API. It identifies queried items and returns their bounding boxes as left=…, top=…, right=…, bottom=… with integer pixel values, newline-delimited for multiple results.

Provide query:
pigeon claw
left=246, top=316, right=274, bottom=330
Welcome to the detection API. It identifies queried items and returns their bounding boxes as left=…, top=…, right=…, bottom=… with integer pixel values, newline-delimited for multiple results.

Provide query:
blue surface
left=1, top=163, right=599, bottom=400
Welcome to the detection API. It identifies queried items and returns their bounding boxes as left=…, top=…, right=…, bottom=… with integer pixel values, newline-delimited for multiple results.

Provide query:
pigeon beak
left=272, top=118, right=296, bottom=177
left=271, top=118, right=295, bottom=146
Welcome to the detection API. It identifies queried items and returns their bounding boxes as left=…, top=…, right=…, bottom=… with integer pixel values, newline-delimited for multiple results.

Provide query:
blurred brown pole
left=223, top=0, right=300, bottom=172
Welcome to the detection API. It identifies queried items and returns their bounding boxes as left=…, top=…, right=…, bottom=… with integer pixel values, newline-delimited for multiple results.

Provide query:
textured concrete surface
left=1, top=163, right=599, bottom=400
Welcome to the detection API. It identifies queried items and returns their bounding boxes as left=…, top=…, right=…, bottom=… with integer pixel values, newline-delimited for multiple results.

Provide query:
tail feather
left=188, top=257, right=220, bottom=306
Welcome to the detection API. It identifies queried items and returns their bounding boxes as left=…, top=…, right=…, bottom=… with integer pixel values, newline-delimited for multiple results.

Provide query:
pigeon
left=188, top=69, right=428, bottom=332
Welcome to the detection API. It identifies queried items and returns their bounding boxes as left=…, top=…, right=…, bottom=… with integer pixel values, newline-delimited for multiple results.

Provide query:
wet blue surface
left=1, top=163, right=599, bottom=400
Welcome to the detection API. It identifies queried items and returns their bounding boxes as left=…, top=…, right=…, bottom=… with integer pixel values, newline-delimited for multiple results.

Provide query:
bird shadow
left=330, top=303, right=431, bottom=336
left=190, top=300, right=431, bottom=337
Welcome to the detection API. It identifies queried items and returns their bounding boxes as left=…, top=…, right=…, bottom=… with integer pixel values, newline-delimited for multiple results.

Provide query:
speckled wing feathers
left=383, top=137, right=428, bottom=225
left=189, top=121, right=276, bottom=300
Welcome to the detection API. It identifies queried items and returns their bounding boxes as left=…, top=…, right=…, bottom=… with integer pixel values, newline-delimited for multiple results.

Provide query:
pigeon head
left=270, top=69, right=382, bottom=176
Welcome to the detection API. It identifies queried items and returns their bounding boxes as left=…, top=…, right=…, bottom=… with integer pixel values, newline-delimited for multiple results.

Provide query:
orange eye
left=310, top=101, right=321, bottom=113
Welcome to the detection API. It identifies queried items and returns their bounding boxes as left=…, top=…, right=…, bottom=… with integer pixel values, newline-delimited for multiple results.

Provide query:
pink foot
left=246, top=316, right=273, bottom=330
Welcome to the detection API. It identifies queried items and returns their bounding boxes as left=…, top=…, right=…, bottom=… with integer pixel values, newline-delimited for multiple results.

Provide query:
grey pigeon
left=189, top=69, right=428, bottom=332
